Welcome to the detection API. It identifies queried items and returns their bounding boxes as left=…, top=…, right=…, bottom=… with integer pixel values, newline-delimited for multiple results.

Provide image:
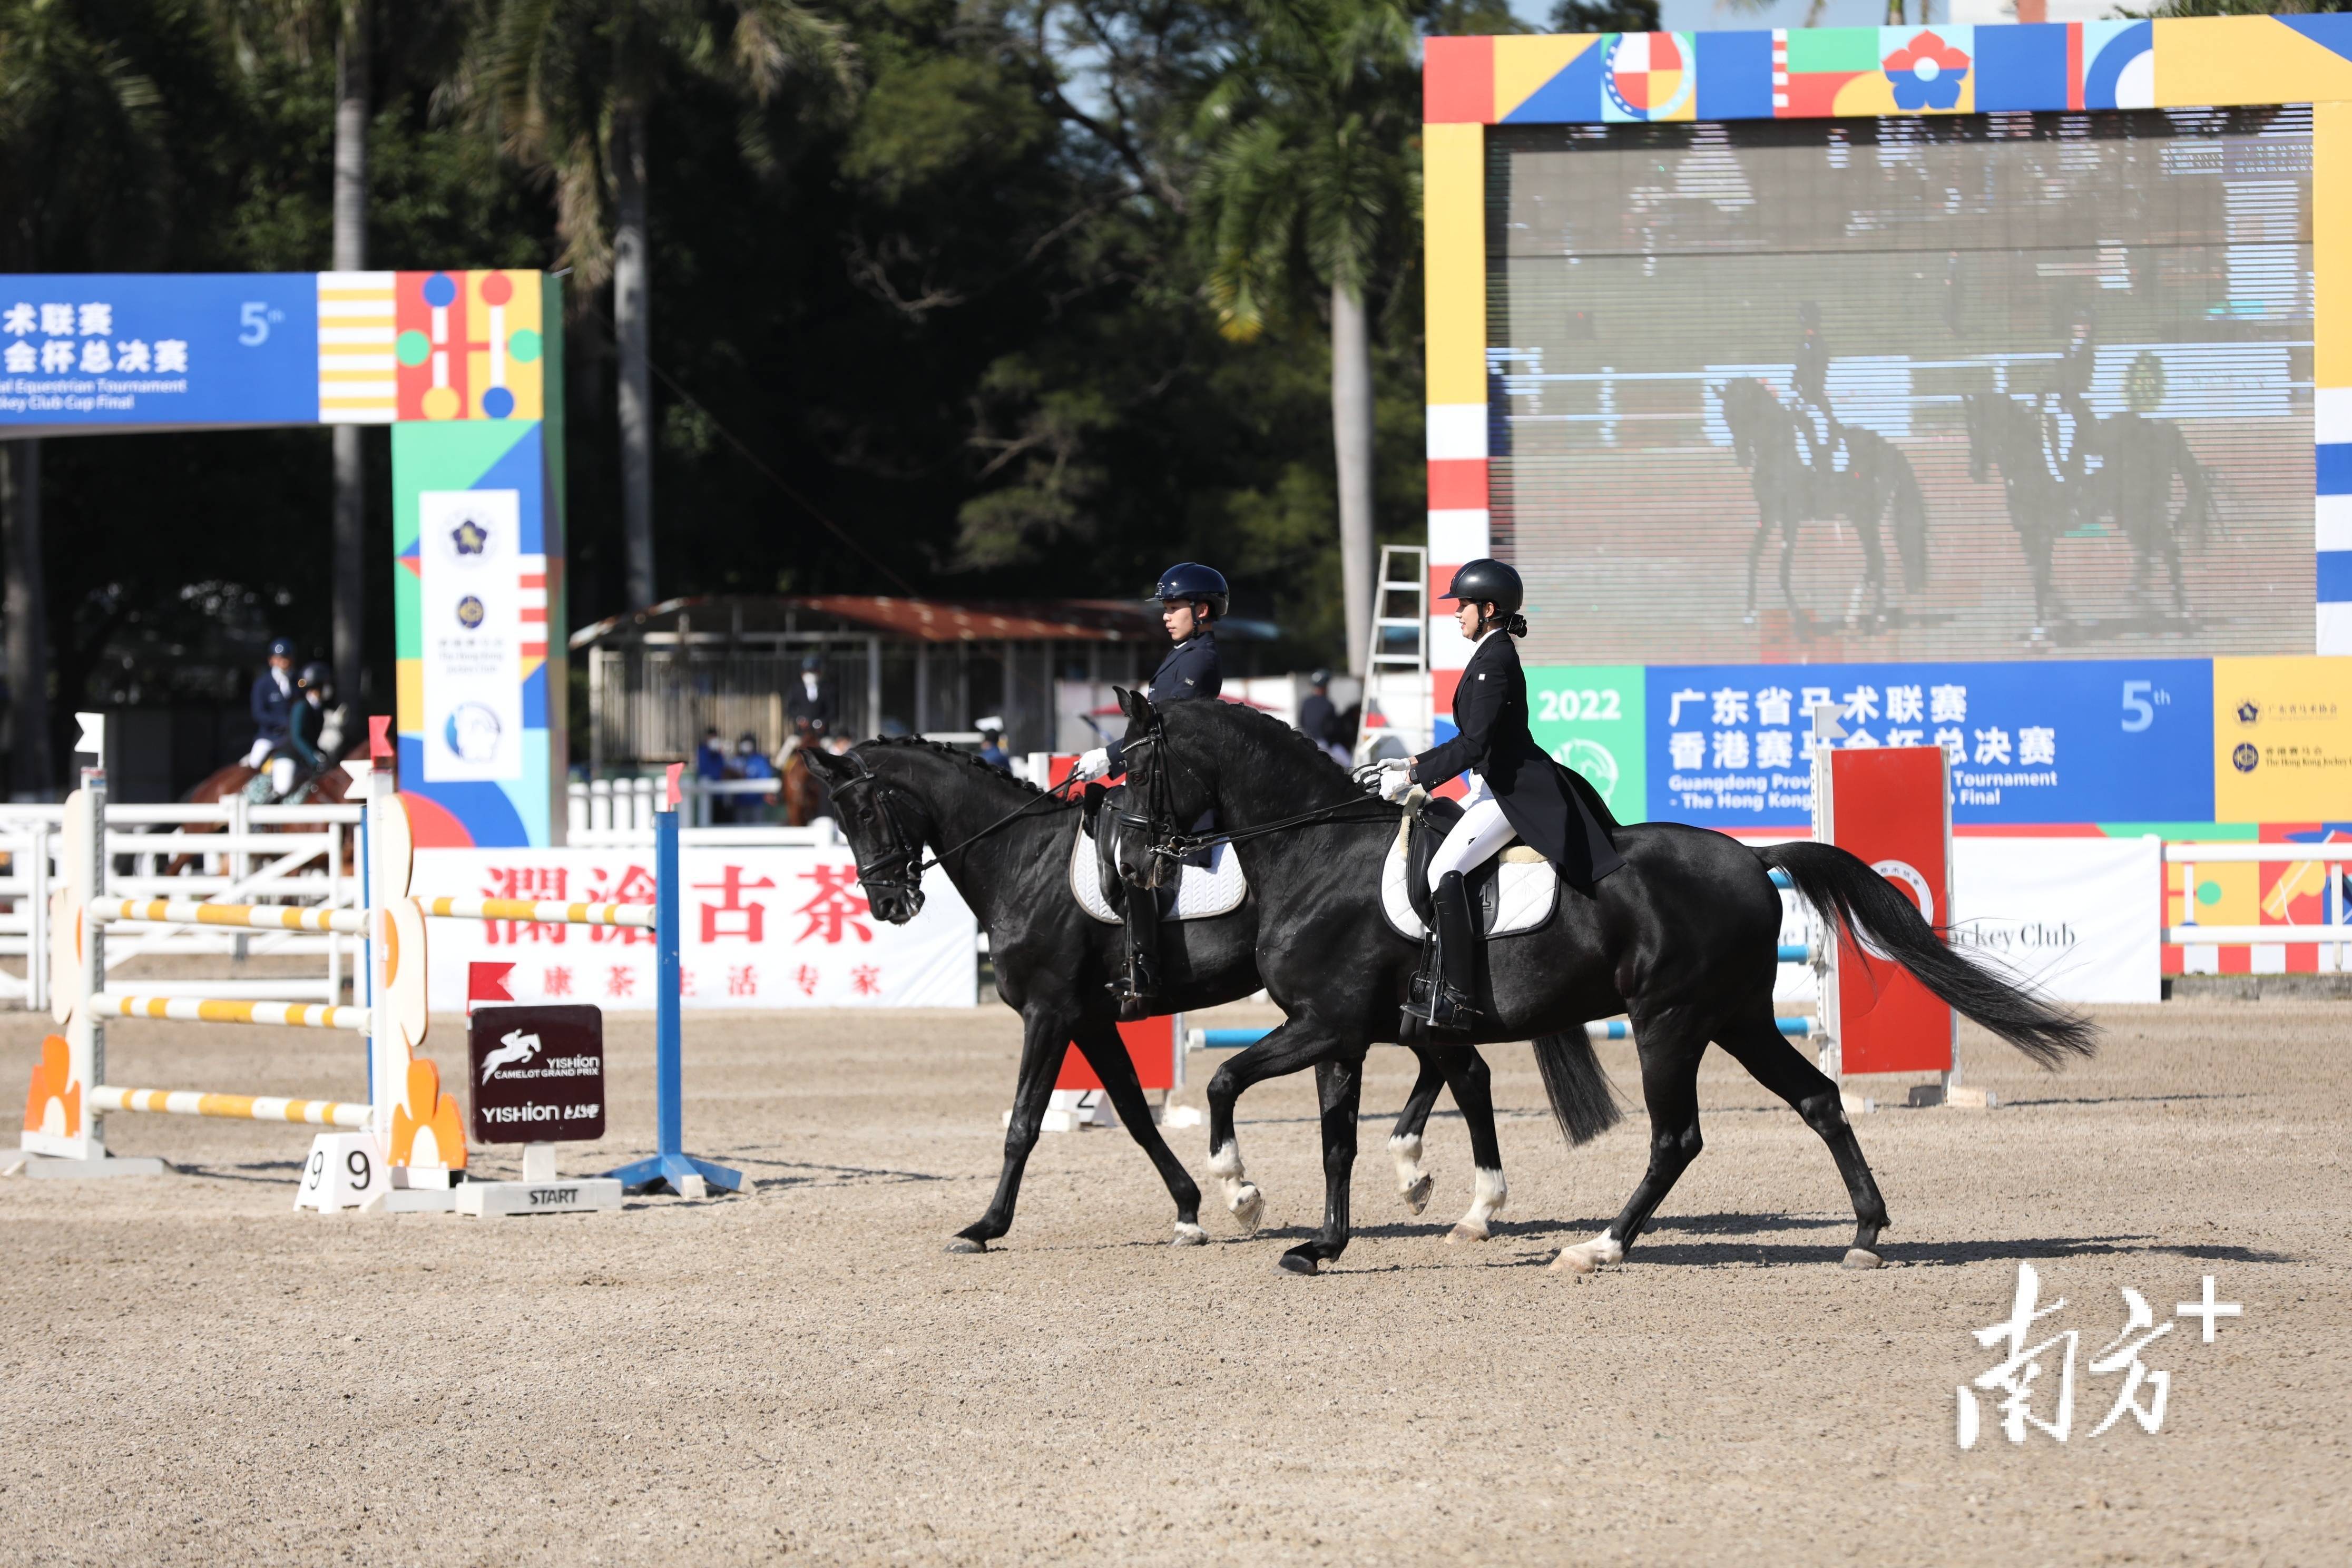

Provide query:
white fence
left=2165, top=841, right=2351, bottom=966
left=0, top=800, right=364, bottom=1009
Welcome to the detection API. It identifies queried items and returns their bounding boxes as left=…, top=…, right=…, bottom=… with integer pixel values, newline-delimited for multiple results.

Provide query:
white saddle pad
left=1070, top=825, right=1249, bottom=925
left=1380, top=816, right=1557, bottom=940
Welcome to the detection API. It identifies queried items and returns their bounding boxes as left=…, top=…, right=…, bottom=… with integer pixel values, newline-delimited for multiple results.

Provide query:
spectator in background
left=787, top=654, right=839, bottom=739
left=977, top=718, right=1012, bottom=772
left=733, top=732, right=776, bottom=822
left=1299, top=669, right=1351, bottom=767
left=694, top=727, right=728, bottom=820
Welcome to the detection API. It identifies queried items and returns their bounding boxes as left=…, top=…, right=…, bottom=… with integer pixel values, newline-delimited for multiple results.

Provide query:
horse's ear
left=1129, top=689, right=1156, bottom=725
left=1111, top=685, right=1132, bottom=718
left=802, top=745, right=842, bottom=781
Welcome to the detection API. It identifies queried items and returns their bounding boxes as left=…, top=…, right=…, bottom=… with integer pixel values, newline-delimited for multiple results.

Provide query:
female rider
left=1375, top=558, right=1624, bottom=1036
left=1071, top=562, right=1228, bottom=1017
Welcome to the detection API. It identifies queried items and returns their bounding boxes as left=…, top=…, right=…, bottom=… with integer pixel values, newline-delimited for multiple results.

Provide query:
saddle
left=1383, top=793, right=1557, bottom=940
left=1068, top=786, right=1248, bottom=926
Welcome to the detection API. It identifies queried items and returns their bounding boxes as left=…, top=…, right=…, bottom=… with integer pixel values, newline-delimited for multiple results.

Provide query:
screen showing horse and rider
left=1486, top=105, right=2312, bottom=662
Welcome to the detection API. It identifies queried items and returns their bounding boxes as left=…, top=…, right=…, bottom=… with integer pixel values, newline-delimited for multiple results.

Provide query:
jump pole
left=605, top=767, right=744, bottom=1198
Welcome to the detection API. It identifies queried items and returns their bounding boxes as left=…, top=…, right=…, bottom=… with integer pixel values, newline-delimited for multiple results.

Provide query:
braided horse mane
left=1152, top=694, right=1365, bottom=808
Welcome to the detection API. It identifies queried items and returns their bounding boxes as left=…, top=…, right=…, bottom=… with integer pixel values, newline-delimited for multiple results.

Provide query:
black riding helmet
left=1440, top=558, right=1523, bottom=618
left=1151, top=561, right=1228, bottom=621
left=298, top=661, right=334, bottom=691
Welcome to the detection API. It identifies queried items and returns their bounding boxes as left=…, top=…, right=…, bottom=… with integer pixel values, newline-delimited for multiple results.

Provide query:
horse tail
left=1531, top=1031, right=1622, bottom=1146
left=1892, top=455, right=1928, bottom=592
left=1758, top=842, right=2097, bottom=1070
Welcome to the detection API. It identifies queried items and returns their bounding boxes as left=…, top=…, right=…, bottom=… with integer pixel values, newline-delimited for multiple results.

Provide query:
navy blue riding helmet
left=1152, top=562, right=1228, bottom=619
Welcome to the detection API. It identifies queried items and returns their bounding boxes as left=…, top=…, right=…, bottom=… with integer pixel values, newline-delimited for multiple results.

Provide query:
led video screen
left=1487, top=107, right=2314, bottom=664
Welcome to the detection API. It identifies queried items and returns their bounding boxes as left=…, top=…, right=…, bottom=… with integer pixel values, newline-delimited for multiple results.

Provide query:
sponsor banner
left=468, top=1004, right=606, bottom=1142
left=1524, top=664, right=1647, bottom=817
left=414, top=848, right=977, bottom=1011
left=0, top=273, right=317, bottom=429
left=1953, top=835, right=2162, bottom=1004
left=417, top=488, right=524, bottom=782
left=2212, top=656, right=2352, bottom=822
left=1646, top=658, right=2212, bottom=827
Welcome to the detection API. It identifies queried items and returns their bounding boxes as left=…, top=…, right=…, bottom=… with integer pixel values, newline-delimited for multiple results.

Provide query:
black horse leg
left=1203, top=1021, right=1345, bottom=1236
left=1069, top=1015, right=1208, bottom=1246
left=1386, top=1047, right=1449, bottom=1216
left=953, top=1008, right=1076, bottom=1251
left=1712, top=1012, right=1890, bottom=1269
left=1434, top=1046, right=1507, bottom=1243
left=1779, top=518, right=1801, bottom=620
left=1280, top=1054, right=1366, bottom=1275
left=1553, top=1008, right=1709, bottom=1272
left=1745, top=517, right=1771, bottom=615
left=1856, top=495, right=1889, bottom=619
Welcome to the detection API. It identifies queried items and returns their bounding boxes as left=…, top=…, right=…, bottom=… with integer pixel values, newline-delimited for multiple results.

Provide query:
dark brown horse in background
left=167, top=745, right=359, bottom=875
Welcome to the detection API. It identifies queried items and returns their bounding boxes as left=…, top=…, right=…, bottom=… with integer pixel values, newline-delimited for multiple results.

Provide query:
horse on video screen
left=1718, top=376, right=1928, bottom=632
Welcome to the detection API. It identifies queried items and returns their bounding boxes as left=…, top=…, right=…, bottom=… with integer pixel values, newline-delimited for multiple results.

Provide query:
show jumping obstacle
left=17, top=730, right=739, bottom=1207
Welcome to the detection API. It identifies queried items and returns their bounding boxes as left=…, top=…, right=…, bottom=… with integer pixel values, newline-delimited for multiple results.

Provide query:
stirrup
left=1108, top=956, right=1160, bottom=1022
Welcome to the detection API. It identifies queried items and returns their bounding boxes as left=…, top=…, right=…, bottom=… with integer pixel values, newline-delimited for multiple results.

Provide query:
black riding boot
left=1110, top=886, right=1163, bottom=1022
left=1422, top=871, right=1483, bottom=1037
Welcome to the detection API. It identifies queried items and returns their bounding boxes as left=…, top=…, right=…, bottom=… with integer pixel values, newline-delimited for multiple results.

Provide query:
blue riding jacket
left=1105, top=630, right=1221, bottom=773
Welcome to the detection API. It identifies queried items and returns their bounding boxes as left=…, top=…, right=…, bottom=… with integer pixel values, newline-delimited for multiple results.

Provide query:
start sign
left=467, top=1004, right=606, bottom=1144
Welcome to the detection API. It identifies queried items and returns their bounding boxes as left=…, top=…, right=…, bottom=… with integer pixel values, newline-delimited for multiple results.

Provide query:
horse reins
left=831, top=749, right=1084, bottom=913
left=1111, top=719, right=1390, bottom=880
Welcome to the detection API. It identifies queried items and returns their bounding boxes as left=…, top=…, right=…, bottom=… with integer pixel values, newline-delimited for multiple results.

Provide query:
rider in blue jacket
left=1073, top=562, right=1228, bottom=1017
left=245, top=638, right=297, bottom=767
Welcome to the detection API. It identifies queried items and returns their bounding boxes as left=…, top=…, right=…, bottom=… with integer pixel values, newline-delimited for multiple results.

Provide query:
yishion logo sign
left=467, top=1004, right=605, bottom=1143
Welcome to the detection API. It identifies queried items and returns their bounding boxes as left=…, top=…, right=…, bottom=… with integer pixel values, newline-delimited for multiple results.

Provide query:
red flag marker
left=368, top=715, right=393, bottom=760
left=467, top=961, right=516, bottom=1016
left=664, top=761, right=684, bottom=809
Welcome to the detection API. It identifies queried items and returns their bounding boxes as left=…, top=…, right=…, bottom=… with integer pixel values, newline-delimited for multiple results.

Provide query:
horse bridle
left=829, top=748, right=1086, bottom=915
left=1112, top=707, right=1391, bottom=886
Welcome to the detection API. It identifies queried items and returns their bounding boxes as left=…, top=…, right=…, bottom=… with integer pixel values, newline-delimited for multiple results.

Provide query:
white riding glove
left=1073, top=747, right=1112, bottom=781
left=1376, top=759, right=1415, bottom=802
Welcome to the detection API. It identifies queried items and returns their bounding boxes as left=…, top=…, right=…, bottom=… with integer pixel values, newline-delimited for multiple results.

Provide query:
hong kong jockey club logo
left=1602, top=33, right=1692, bottom=122
left=2236, top=699, right=2259, bottom=726
left=456, top=594, right=485, bottom=630
left=2232, top=742, right=2258, bottom=773
left=1883, top=30, right=1969, bottom=111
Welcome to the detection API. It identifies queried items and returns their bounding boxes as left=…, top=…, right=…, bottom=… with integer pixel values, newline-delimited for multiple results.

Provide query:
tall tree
left=486, top=0, right=856, bottom=613
left=1192, top=0, right=1417, bottom=675
left=331, top=1, right=368, bottom=709
left=0, top=0, right=170, bottom=795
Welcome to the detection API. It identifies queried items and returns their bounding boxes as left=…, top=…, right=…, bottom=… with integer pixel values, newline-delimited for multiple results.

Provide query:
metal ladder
left=1355, top=544, right=1429, bottom=759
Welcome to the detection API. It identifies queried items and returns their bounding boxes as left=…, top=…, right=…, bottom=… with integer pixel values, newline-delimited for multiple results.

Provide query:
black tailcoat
left=1107, top=631, right=1220, bottom=772
left=1410, top=631, right=1625, bottom=895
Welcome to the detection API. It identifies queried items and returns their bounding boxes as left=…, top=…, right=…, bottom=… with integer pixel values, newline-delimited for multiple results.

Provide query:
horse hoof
left=1842, top=1247, right=1884, bottom=1270
left=1230, top=1184, right=1265, bottom=1236
left=944, top=1236, right=988, bottom=1255
left=1171, top=1222, right=1208, bottom=1247
left=1402, top=1173, right=1434, bottom=1216
left=1445, top=1221, right=1489, bottom=1244
left=1551, top=1234, right=1623, bottom=1273
left=1276, top=1249, right=1321, bottom=1276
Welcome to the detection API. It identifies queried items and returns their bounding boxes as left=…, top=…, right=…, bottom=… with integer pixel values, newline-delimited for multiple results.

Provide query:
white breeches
left=244, top=738, right=276, bottom=768
left=1428, top=772, right=1516, bottom=890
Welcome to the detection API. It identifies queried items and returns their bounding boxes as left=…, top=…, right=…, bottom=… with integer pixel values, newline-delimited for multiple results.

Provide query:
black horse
left=801, top=738, right=1516, bottom=1250
left=1719, top=377, right=1928, bottom=629
left=1963, top=391, right=2213, bottom=633
left=1107, top=693, right=2095, bottom=1276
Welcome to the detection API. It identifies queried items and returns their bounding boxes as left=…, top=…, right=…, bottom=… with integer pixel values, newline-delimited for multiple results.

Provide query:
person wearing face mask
left=788, top=654, right=839, bottom=740
left=1371, top=558, right=1624, bottom=1038
left=733, top=732, right=777, bottom=822
left=1069, top=562, right=1228, bottom=1017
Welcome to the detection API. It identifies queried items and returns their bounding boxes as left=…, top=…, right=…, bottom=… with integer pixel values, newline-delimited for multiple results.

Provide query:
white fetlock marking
left=1451, top=1165, right=1507, bottom=1239
left=1387, top=1132, right=1425, bottom=1195
left=1552, top=1230, right=1624, bottom=1272
left=1207, top=1139, right=1255, bottom=1217
left=1172, top=1221, right=1208, bottom=1246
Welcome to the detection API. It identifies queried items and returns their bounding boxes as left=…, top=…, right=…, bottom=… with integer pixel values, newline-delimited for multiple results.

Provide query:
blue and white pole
left=606, top=789, right=747, bottom=1198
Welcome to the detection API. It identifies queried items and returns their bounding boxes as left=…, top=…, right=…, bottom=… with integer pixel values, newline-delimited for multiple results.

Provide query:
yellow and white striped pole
left=92, top=1086, right=371, bottom=1129
left=90, top=994, right=372, bottom=1031
left=416, top=895, right=656, bottom=929
left=91, top=898, right=371, bottom=935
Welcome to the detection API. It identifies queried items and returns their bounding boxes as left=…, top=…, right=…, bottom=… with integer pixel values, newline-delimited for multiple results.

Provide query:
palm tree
left=1192, top=0, right=1417, bottom=676
left=486, top=0, right=854, bottom=613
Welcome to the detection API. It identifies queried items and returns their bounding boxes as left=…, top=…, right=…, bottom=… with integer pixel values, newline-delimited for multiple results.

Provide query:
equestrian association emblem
left=1871, top=858, right=1934, bottom=925
left=450, top=517, right=489, bottom=556
left=2236, top=699, right=2260, bottom=726
left=446, top=701, right=504, bottom=763
left=1882, top=30, right=1968, bottom=112
left=1602, top=33, right=1693, bottom=123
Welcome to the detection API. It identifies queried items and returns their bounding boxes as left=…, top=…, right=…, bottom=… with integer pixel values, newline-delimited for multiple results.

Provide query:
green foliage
left=1549, top=0, right=1658, bottom=32
left=0, top=0, right=1436, bottom=731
